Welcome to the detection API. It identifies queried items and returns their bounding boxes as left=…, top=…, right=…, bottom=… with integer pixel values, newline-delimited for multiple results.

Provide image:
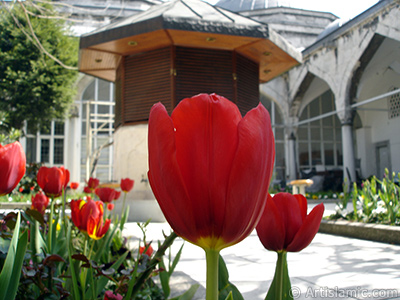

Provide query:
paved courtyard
left=124, top=203, right=400, bottom=300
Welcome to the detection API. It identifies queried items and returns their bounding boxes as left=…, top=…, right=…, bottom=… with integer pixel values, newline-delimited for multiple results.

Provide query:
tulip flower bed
left=1, top=94, right=328, bottom=300
left=0, top=147, right=190, bottom=299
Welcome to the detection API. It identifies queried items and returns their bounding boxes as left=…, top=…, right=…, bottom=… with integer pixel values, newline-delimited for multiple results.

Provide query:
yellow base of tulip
left=197, top=236, right=227, bottom=252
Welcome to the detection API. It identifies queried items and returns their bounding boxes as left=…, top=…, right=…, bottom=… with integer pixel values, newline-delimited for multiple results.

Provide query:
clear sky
left=204, top=0, right=380, bottom=21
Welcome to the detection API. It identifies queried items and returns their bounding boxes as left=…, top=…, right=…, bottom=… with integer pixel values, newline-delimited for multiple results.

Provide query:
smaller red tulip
left=113, top=191, right=121, bottom=200
left=70, top=182, right=79, bottom=190
left=31, top=191, right=49, bottom=215
left=88, top=215, right=111, bottom=240
left=256, top=192, right=324, bottom=253
left=120, top=178, right=134, bottom=193
left=0, top=141, right=26, bottom=196
left=37, top=166, right=70, bottom=198
left=104, top=291, right=123, bottom=300
left=61, top=167, right=70, bottom=189
left=139, top=244, right=154, bottom=257
left=95, top=187, right=116, bottom=203
left=107, top=203, right=114, bottom=211
left=87, top=177, right=100, bottom=190
left=70, top=197, right=102, bottom=232
left=83, top=186, right=92, bottom=194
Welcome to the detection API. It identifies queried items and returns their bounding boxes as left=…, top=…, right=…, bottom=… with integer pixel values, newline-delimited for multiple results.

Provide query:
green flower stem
left=266, top=251, right=291, bottom=300
left=47, top=199, right=55, bottom=253
left=122, top=192, right=127, bottom=214
left=205, top=249, right=220, bottom=300
left=87, top=239, right=97, bottom=299
left=277, top=252, right=285, bottom=300
left=81, top=235, right=89, bottom=300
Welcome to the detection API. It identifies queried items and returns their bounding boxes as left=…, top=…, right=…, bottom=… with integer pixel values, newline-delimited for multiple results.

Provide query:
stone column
left=66, top=105, right=81, bottom=183
left=341, top=120, right=356, bottom=186
left=287, top=132, right=297, bottom=181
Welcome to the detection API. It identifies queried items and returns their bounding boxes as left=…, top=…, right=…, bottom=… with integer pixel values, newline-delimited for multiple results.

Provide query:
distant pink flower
left=104, top=291, right=123, bottom=300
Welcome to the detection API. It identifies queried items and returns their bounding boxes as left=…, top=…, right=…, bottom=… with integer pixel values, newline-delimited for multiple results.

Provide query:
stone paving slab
left=124, top=220, right=400, bottom=300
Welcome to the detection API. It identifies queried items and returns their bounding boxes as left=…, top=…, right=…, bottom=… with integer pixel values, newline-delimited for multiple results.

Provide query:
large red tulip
left=31, top=191, right=49, bottom=215
left=148, top=93, right=275, bottom=251
left=37, top=166, right=70, bottom=198
left=0, top=141, right=26, bottom=196
left=256, top=193, right=324, bottom=252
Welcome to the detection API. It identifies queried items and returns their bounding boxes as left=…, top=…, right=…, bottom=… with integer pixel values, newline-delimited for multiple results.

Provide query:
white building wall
left=356, top=37, right=400, bottom=177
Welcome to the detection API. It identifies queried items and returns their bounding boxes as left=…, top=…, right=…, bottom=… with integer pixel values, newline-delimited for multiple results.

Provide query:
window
left=388, top=87, right=400, bottom=119
left=80, top=78, right=115, bottom=182
left=261, top=96, right=285, bottom=181
left=25, top=121, right=65, bottom=166
left=297, top=91, right=342, bottom=171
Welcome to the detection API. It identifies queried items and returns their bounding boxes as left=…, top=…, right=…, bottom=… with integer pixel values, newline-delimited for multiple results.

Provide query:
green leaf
left=218, top=255, right=244, bottom=300
left=159, top=255, right=171, bottom=298
left=120, top=205, right=130, bottom=231
left=95, top=251, right=129, bottom=297
left=66, top=223, right=81, bottom=300
left=25, top=208, right=45, bottom=227
left=169, top=243, right=184, bottom=276
left=160, top=242, right=184, bottom=298
left=224, top=291, right=234, bottom=300
left=93, top=223, right=119, bottom=262
left=168, top=284, right=199, bottom=300
left=0, top=212, right=28, bottom=300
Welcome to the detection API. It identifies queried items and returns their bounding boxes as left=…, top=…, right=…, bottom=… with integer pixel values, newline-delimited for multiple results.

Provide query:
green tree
left=0, top=2, right=78, bottom=133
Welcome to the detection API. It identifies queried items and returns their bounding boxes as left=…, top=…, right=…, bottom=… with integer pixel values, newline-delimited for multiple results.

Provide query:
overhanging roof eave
left=80, top=17, right=271, bottom=50
left=79, top=16, right=165, bottom=49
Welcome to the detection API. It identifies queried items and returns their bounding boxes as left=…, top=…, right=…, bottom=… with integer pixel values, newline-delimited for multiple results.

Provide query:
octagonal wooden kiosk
left=78, top=0, right=300, bottom=220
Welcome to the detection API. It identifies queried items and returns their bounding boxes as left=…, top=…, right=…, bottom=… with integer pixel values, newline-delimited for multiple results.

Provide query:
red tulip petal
left=97, top=218, right=111, bottom=238
left=286, top=203, right=325, bottom=252
left=272, top=192, right=303, bottom=248
left=294, top=194, right=308, bottom=221
left=171, top=94, right=242, bottom=240
left=70, top=199, right=83, bottom=230
left=256, top=194, right=286, bottom=251
left=224, top=103, right=275, bottom=246
left=36, top=166, right=48, bottom=192
left=148, top=102, right=195, bottom=241
left=0, top=142, right=26, bottom=195
left=61, top=167, right=70, bottom=189
left=87, top=216, right=96, bottom=237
